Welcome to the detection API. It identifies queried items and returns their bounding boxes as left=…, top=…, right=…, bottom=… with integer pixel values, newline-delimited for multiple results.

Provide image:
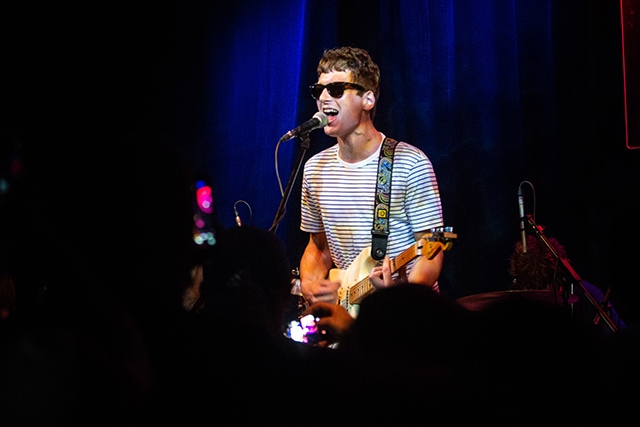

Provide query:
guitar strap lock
left=371, top=231, right=390, bottom=261
left=371, top=137, right=398, bottom=261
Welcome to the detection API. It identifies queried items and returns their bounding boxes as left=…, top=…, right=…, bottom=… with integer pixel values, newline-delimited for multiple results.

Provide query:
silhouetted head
left=198, top=225, right=292, bottom=337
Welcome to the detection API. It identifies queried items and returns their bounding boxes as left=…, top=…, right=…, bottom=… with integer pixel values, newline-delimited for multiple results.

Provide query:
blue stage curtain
left=202, top=1, right=631, bottom=304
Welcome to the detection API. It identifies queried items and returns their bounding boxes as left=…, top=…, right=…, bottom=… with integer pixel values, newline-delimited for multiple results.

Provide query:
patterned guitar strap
left=371, top=137, right=399, bottom=261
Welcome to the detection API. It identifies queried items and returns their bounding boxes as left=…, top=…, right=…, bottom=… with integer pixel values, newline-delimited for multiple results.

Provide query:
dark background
left=3, top=1, right=640, bottom=324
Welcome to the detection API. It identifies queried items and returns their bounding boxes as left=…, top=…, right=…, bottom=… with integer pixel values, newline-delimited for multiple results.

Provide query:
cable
left=275, top=139, right=284, bottom=196
left=233, top=200, right=252, bottom=226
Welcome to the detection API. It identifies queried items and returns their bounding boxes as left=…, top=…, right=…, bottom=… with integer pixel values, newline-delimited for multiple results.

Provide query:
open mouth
left=323, top=108, right=338, bottom=117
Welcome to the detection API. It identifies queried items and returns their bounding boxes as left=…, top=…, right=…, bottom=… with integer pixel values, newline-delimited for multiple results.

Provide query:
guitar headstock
left=424, top=226, right=457, bottom=242
left=419, top=227, right=456, bottom=254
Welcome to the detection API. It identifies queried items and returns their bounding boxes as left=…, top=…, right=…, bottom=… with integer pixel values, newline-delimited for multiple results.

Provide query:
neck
left=338, top=126, right=383, bottom=163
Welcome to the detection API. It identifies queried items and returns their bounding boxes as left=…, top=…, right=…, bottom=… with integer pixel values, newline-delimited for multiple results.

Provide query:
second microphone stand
left=524, top=214, right=618, bottom=334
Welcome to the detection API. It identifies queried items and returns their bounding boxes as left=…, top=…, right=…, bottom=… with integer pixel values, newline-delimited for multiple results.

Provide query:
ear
left=362, top=91, right=376, bottom=111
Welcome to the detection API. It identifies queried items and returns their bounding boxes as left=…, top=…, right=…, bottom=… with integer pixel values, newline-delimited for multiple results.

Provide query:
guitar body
left=330, top=246, right=378, bottom=317
left=330, top=227, right=457, bottom=318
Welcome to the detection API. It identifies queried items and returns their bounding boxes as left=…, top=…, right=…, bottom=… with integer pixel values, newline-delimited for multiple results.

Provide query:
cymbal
left=456, top=289, right=579, bottom=311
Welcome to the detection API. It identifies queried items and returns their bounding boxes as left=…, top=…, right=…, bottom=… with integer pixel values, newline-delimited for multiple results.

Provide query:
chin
left=324, top=124, right=339, bottom=137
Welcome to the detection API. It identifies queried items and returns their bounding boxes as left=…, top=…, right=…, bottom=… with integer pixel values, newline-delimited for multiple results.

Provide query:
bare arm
left=299, top=232, right=341, bottom=304
left=407, top=231, right=443, bottom=292
left=408, top=250, right=443, bottom=291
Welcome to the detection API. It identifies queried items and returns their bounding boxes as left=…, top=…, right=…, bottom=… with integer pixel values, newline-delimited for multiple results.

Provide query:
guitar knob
left=290, top=278, right=302, bottom=296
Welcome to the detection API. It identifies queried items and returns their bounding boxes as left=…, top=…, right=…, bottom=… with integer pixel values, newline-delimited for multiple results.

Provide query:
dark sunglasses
left=309, top=82, right=367, bottom=100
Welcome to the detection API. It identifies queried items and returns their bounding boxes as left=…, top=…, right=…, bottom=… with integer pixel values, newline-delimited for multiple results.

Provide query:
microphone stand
left=524, top=215, right=618, bottom=334
left=269, top=132, right=311, bottom=234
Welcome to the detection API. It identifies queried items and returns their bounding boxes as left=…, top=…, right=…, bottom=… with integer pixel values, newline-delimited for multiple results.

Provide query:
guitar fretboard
left=348, top=242, right=422, bottom=305
left=390, top=245, right=419, bottom=272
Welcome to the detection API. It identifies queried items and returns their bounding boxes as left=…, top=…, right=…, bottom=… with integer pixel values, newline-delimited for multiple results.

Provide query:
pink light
left=196, top=185, right=213, bottom=214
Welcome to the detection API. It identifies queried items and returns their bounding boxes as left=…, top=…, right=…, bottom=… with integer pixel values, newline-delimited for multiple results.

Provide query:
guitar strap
left=371, top=137, right=399, bottom=261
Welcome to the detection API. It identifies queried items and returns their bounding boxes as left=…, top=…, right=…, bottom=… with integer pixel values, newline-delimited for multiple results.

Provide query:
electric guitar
left=331, top=227, right=457, bottom=317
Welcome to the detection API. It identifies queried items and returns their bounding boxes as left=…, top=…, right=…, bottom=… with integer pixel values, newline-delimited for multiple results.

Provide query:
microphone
left=518, top=186, right=526, bottom=253
left=280, top=112, right=328, bottom=142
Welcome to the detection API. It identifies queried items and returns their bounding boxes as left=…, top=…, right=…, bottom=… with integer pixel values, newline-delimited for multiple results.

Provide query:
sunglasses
left=309, top=82, right=367, bottom=100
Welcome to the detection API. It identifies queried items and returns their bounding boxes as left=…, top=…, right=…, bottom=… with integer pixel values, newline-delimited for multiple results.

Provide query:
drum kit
left=456, top=289, right=579, bottom=312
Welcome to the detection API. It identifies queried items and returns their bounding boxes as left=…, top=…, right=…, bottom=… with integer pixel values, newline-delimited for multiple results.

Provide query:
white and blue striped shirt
left=301, top=136, right=443, bottom=273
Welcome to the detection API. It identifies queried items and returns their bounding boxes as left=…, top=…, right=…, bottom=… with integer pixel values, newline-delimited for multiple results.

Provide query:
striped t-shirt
left=300, top=136, right=443, bottom=273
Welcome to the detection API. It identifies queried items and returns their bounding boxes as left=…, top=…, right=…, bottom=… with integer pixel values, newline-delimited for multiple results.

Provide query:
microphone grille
left=313, top=111, right=329, bottom=127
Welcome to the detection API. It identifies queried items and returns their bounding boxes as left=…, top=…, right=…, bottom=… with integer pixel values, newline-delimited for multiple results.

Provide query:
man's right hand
left=300, top=278, right=341, bottom=305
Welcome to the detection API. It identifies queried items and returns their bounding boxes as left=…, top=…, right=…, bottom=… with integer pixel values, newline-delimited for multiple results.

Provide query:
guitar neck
left=349, top=242, right=423, bottom=305
left=390, top=244, right=420, bottom=274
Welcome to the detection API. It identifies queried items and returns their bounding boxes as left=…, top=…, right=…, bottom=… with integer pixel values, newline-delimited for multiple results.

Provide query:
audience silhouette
left=191, top=225, right=347, bottom=421
left=1, top=132, right=200, bottom=424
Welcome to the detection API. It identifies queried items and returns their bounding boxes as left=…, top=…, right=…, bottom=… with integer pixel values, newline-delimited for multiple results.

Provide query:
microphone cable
left=233, top=200, right=252, bottom=226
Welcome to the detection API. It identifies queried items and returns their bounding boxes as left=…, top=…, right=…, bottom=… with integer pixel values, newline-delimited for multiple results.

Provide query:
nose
left=318, top=87, right=331, bottom=101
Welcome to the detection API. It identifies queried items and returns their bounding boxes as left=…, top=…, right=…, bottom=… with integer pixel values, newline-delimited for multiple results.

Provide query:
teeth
left=324, top=108, right=338, bottom=116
